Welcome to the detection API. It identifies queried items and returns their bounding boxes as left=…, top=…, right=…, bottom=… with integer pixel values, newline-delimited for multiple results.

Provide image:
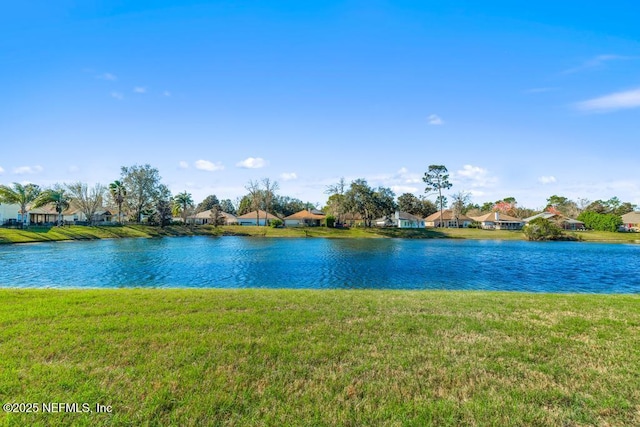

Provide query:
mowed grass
left=0, top=225, right=195, bottom=244
left=1, top=290, right=640, bottom=426
left=1, top=224, right=639, bottom=245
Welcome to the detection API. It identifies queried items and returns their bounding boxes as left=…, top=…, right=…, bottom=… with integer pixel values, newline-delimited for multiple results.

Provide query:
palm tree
left=32, top=187, right=71, bottom=226
left=109, top=180, right=127, bottom=224
left=172, top=191, right=194, bottom=225
left=0, top=183, right=41, bottom=226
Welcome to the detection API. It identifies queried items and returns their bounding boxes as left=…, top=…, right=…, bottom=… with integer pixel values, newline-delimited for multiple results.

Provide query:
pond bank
left=0, top=224, right=638, bottom=244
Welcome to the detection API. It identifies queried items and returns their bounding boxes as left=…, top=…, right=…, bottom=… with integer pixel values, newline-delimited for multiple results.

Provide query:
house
left=27, top=204, right=114, bottom=226
left=523, top=212, right=585, bottom=231
left=284, top=209, right=326, bottom=227
left=621, top=211, right=640, bottom=231
left=72, top=209, right=114, bottom=224
left=236, top=210, right=280, bottom=226
left=0, top=203, right=21, bottom=226
left=424, top=210, right=472, bottom=228
left=374, top=215, right=395, bottom=227
left=341, top=212, right=364, bottom=227
left=190, top=210, right=238, bottom=225
left=393, top=211, right=425, bottom=228
left=27, top=205, right=60, bottom=225
left=470, top=212, right=524, bottom=230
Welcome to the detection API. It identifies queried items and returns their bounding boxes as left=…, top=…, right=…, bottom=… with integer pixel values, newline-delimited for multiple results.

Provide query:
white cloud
left=14, top=165, right=43, bottom=175
left=133, top=87, right=146, bottom=94
left=163, top=90, right=171, bottom=97
left=575, top=88, right=640, bottom=113
left=391, top=185, right=419, bottom=194
left=280, top=172, right=298, bottom=181
left=178, top=161, right=189, bottom=169
left=538, top=176, right=557, bottom=184
left=453, top=165, right=498, bottom=189
left=97, top=72, right=117, bottom=81
left=563, top=54, right=630, bottom=74
left=365, top=167, right=424, bottom=194
left=195, top=160, right=224, bottom=172
left=236, top=157, right=267, bottom=169
left=111, top=92, right=124, bottom=100
left=68, top=165, right=80, bottom=173
left=0, top=166, right=4, bottom=174
left=427, top=114, right=444, bottom=125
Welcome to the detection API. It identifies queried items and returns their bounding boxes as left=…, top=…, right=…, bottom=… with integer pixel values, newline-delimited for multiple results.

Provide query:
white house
left=0, top=203, right=21, bottom=225
left=395, top=211, right=425, bottom=228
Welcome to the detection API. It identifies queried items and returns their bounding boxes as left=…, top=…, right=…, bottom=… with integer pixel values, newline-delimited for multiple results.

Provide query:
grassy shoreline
left=1, top=289, right=639, bottom=425
left=1, top=224, right=639, bottom=244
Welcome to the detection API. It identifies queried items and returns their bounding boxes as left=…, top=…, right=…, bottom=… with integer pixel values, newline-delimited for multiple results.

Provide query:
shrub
left=523, top=218, right=564, bottom=241
left=270, top=219, right=283, bottom=228
left=577, top=211, right=623, bottom=232
left=325, top=215, right=336, bottom=228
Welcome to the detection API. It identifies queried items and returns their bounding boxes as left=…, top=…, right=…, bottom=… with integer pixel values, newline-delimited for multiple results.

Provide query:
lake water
left=0, top=237, right=639, bottom=293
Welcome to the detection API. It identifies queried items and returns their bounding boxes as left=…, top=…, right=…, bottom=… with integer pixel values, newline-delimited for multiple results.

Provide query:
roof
left=191, top=209, right=237, bottom=220
left=471, top=212, right=523, bottom=223
left=236, top=210, right=280, bottom=220
left=622, top=211, right=640, bottom=224
left=396, top=211, right=423, bottom=221
left=424, top=210, right=471, bottom=222
left=284, top=209, right=326, bottom=220
left=523, top=212, right=584, bottom=224
left=28, top=206, right=58, bottom=214
left=523, top=212, right=556, bottom=222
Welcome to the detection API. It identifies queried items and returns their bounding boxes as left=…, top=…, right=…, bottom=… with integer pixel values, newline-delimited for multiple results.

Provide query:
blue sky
left=1, top=1, right=639, bottom=209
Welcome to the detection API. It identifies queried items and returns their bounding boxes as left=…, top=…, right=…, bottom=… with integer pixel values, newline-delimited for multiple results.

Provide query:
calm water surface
left=0, top=237, right=639, bottom=292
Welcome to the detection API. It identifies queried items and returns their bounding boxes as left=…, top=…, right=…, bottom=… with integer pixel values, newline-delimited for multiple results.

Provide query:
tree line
left=1, top=163, right=636, bottom=229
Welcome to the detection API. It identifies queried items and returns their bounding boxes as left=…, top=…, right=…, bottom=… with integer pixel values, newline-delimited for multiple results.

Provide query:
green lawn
left=0, top=225, right=194, bottom=244
left=1, top=289, right=639, bottom=426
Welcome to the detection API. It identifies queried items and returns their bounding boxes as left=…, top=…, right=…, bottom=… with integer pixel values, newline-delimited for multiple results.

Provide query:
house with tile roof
left=470, top=212, right=524, bottom=230
left=621, top=211, right=640, bottom=231
left=424, top=210, right=472, bottom=228
left=190, top=210, right=238, bottom=226
left=284, top=209, right=325, bottom=227
left=236, top=210, right=280, bottom=226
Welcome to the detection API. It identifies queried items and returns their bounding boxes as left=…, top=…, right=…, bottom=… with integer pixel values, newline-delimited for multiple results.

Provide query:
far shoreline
left=1, top=224, right=639, bottom=245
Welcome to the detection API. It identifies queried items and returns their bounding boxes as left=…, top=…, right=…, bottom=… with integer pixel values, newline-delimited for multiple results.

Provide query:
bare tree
left=450, top=191, right=471, bottom=228
left=67, top=182, right=106, bottom=225
left=262, top=178, right=279, bottom=226
left=245, top=180, right=262, bottom=226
